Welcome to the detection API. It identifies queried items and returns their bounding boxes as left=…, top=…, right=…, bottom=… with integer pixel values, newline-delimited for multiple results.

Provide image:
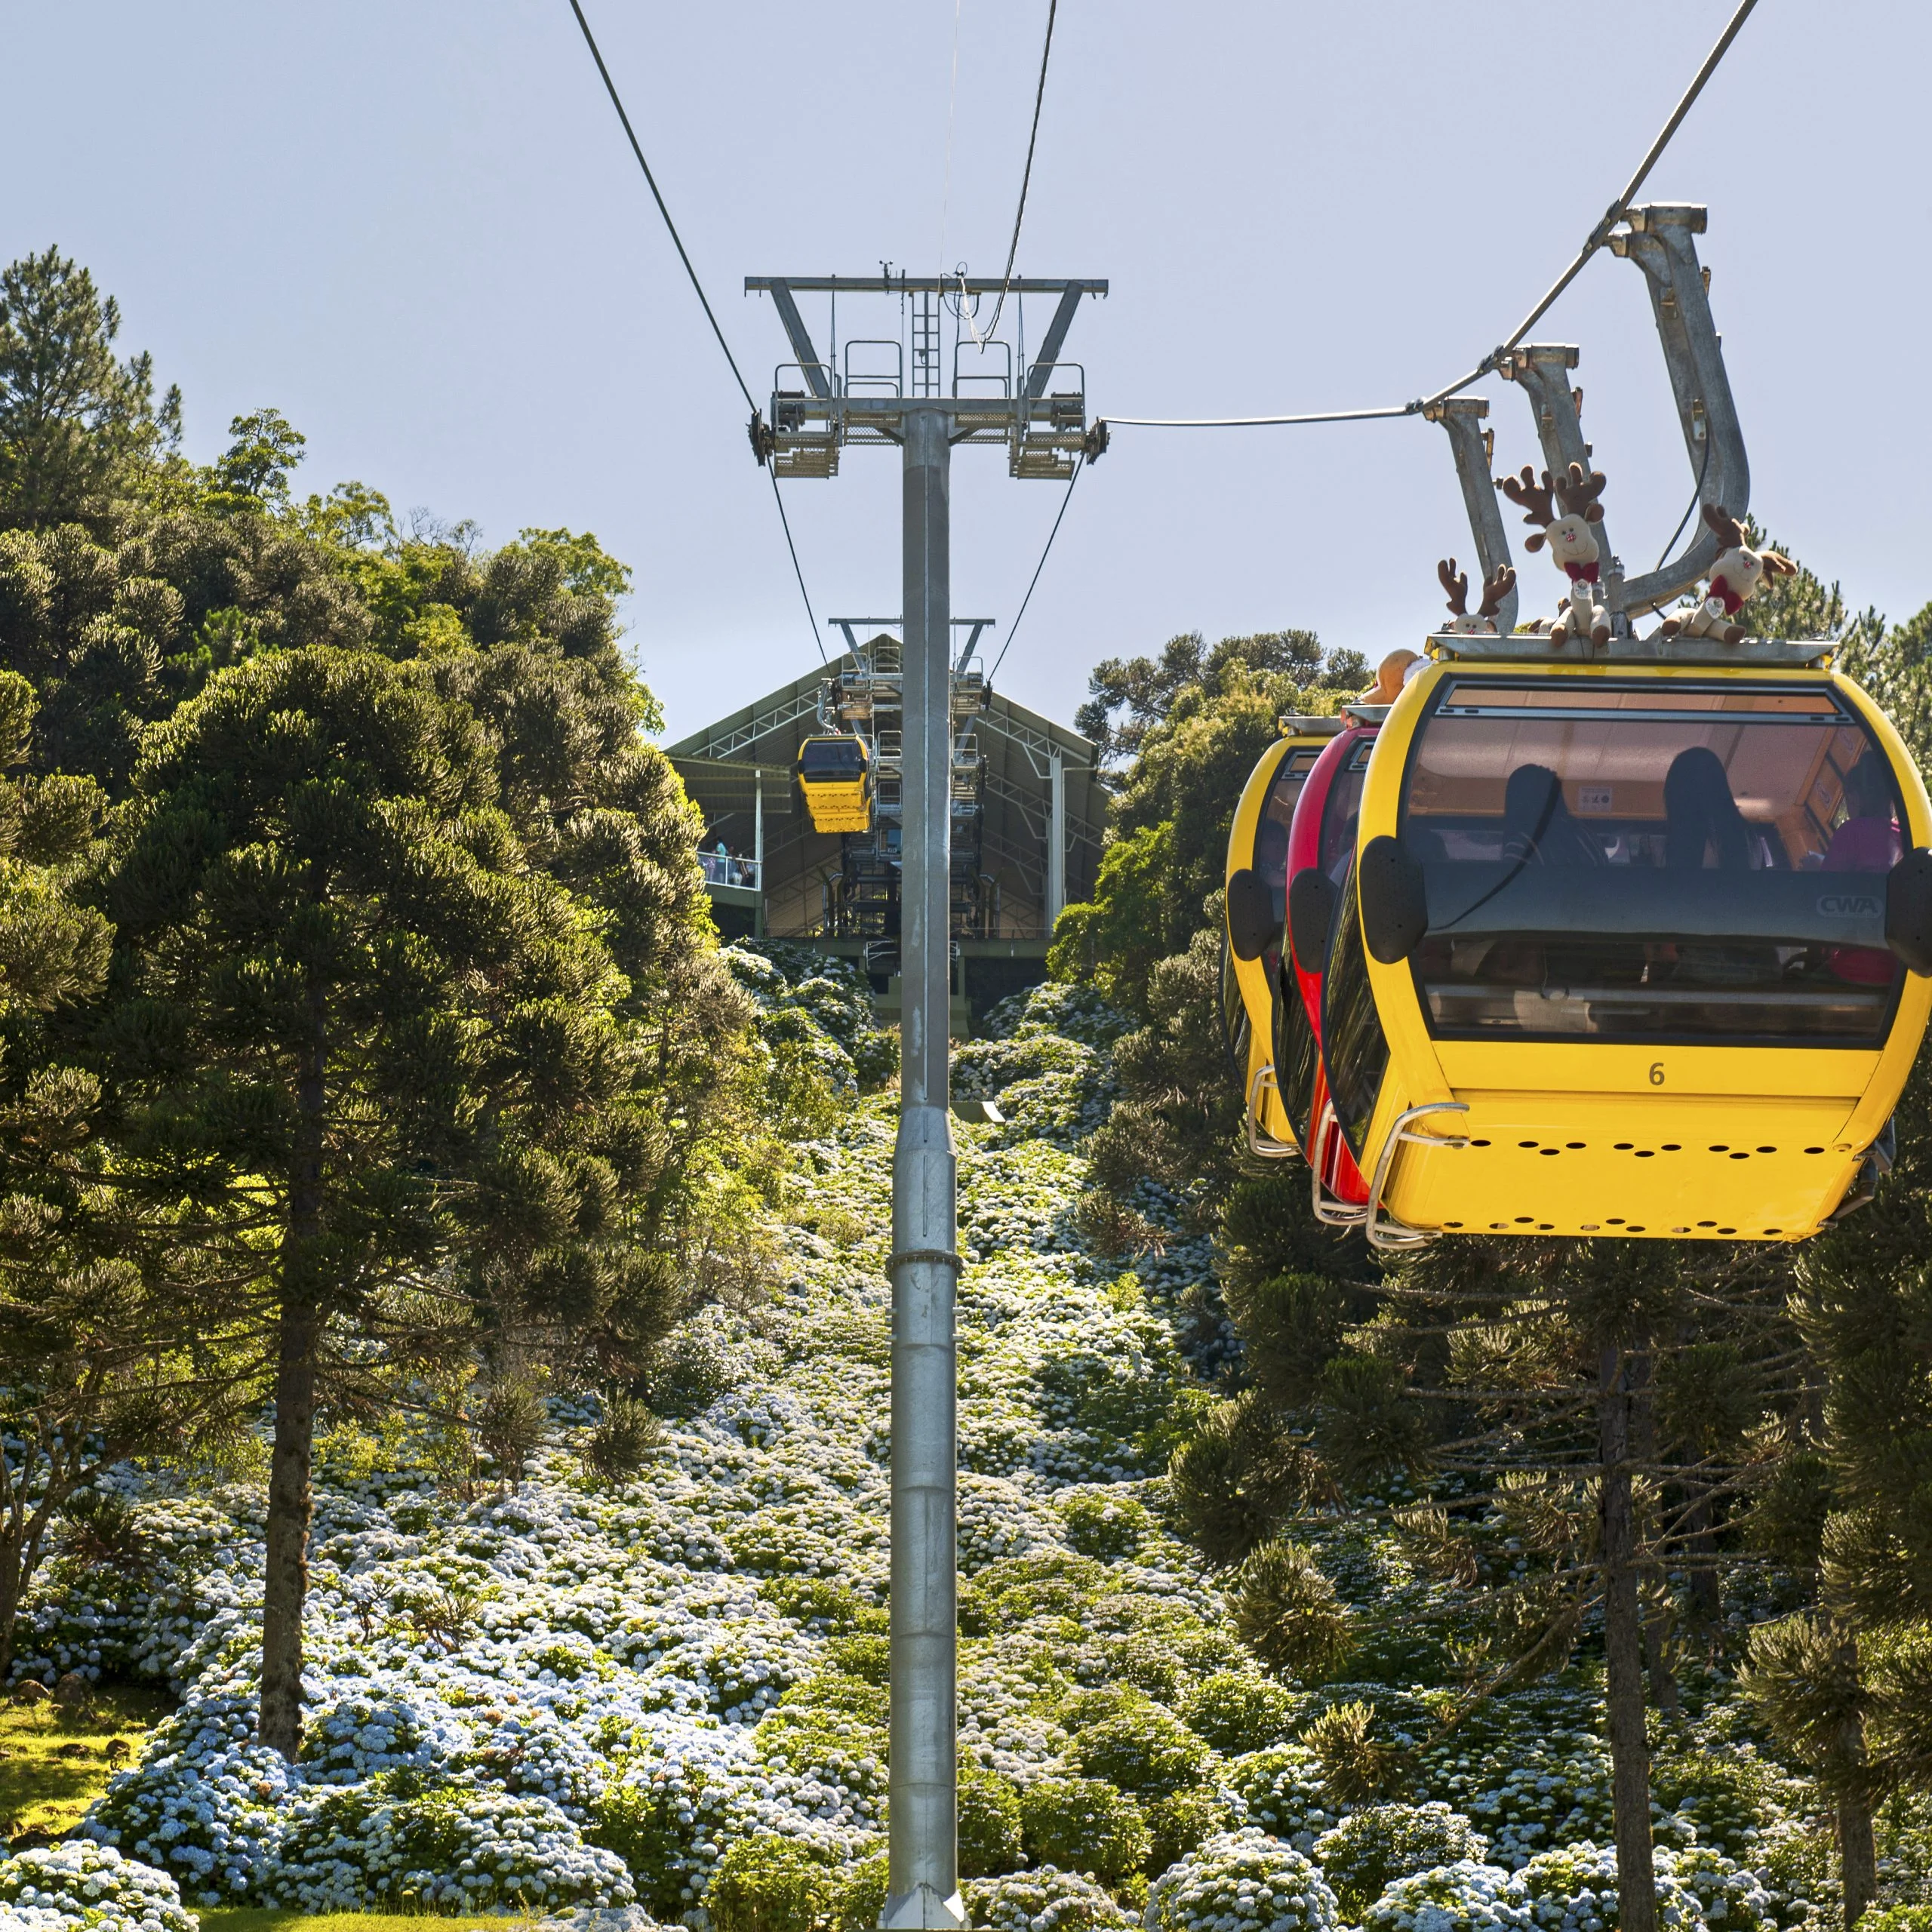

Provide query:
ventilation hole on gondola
left=1672, top=1226, right=1690, bottom=1234
left=1489, top=1221, right=1506, bottom=1229
left=1566, top=1141, right=1585, bottom=1149
left=1537, top=1223, right=1554, bottom=1230
left=1729, top=1152, right=1749, bottom=1161
left=1698, top=1220, right=1716, bottom=1228
left=1614, top=1142, right=1633, bottom=1150
left=1469, top=1137, right=1491, bottom=1146
left=1518, top=1140, right=1538, bottom=1149
left=1804, top=1146, right=1825, bottom=1155
left=1444, top=1221, right=1463, bottom=1229
left=1764, top=1228, right=1782, bottom=1235
left=1757, top=1146, right=1777, bottom=1154
left=1718, top=1226, right=1736, bottom=1234
left=1661, top=1143, right=1681, bottom=1152
left=1606, top=1217, right=1626, bottom=1226
left=1540, top=1148, right=1559, bottom=1157
left=1635, top=1149, right=1655, bottom=1159
left=1581, top=1223, right=1600, bottom=1231
left=1709, top=1144, right=1729, bottom=1152
left=1514, top=1216, right=1534, bottom=1224
left=1627, top=1224, right=1647, bottom=1232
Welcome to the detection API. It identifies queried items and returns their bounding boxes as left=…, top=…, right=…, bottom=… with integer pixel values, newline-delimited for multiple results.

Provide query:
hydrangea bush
left=1145, top=1829, right=1340, bottom=1932
left=0, top=1841, right=194, bottom=1932
left=10, top=979, right=1920, bottom=1923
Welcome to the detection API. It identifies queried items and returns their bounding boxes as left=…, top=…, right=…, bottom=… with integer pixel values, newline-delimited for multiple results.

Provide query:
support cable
left=768, top=469, right=828, bottom=664
left=565, top=0, right=755, bottom=414
left=1106, top=0, right=1759, bottom=431
left=989, top=459, right=1083, bottom=680
left=986, top=0, right=1057, bottom=343
left=564, top=0, right=824, bottom=660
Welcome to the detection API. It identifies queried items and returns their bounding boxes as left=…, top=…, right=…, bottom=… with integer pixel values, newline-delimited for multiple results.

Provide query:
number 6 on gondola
left=1321, top=641, right=1932, bottom=1247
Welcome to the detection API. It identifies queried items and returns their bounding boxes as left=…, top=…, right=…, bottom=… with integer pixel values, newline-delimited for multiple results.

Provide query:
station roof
left=665, top=645, right=1106, bottom=940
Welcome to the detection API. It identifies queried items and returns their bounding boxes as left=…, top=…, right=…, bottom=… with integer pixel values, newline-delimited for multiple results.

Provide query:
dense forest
left=2, top=246, right=1930, bottom=1932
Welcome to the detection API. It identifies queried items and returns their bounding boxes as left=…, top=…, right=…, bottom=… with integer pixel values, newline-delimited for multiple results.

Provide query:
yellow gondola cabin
left=796, top=734, right=873, bottom=835
left=1222, top=717, right=1343, bottom=1155
left=1322, top=643, right=1932, bottom=1247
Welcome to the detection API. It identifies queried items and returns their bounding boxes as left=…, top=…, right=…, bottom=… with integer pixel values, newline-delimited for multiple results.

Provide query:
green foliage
left=1226, top=1540, right=1355, bottom=1686
left=0, top=247, right=179, bottom=528
left=706, top=1834, right=838, bottom=1932
left=1300, top=1700, right=1404, bottom=1804
left=1019, top=1776, right=1149, bottom=1882
left=958, top=1761, right=1027, bottom=1877
left=587, top=1780, right=694, bottom=1915
left=1168, top=1393, right=1325, bottom=1569
left=1057, top=1491, right=1154, bottom=1561
left=580, top=1393, right=665, bottom=1484
left=1177, top=1669, right=1297, bottom=1755
left=1312, top=1802, right=1487, bottom=1915
left=1862, top=1910, right=1932, bottom=1932
left=208, top=408, right=307, bottom=509
left=1066, top=1690, right=1212, bottom=1797
left=1143, top=1786, right=1243, bottom=1875
left=832, top=1853, right=888, bottom=1932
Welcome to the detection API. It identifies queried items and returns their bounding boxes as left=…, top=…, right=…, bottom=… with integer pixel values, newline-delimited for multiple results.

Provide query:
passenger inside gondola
left=1826, top=752, right=1903, bottom=872
left=1397, top=679, right=1906, bottom=1042
left=1502, top=763, right=1604, bottom=866
left=1665, top=746, right=1770, bottom=870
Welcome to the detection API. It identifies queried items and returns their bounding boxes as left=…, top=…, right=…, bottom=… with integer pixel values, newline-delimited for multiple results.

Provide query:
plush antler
left=1437, top=558, right=1469, bottom=617
left=1477, top=563, right=1517, bottom=619
left=1499, top=465, right=1558, bottom=546
left=1553, top=461, right=1607, bottom=523
left=1701, top=501, right=1746, bottom=550
left=1759, top=549, right=1798, bottom=580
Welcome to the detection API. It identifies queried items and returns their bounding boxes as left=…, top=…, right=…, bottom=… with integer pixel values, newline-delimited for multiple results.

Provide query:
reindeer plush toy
left=1499, top=462, right=1611, bottom=646
left=1660, top=504, right=1795, bottom=644
left=1436, top=558, right=1517, bottom=636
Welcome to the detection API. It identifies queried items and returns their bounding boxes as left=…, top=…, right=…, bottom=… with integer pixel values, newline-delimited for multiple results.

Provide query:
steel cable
left=986, top=0, right=1058, bottom=343
left=989, top=458, right=1084, bottom=681
left=565, top=0, right=826, bottom=662
left=1106, top=0, right=1761, bottom=432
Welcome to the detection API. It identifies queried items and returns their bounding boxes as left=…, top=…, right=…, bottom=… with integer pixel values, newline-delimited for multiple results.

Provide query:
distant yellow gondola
left=797, top=734, right=873, bottom=835
left=1322, top=644, right=1932, bottom=1246
left=1222, top=716, right=1343, bottom=1156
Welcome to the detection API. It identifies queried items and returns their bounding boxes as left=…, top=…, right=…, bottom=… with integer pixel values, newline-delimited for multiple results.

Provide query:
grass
left=201, top=1918, right=545, bottom=1932
left=0, top=1683, right=173, bottom=1845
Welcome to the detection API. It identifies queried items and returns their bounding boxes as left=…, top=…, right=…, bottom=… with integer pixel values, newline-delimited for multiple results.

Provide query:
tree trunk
left=1838, top=1790, right=1877, bottom=1930
left=1834, top=1626, right=1878, bottom=1931
left=1600, top=1339, right=1657, bottom=1932
left=1626, top=1345, right=1678, bottom=1717
left=260, top=977, right=327, bottom=1762
left=1683, top=1491, right=1723, bottom=1630
left=0, top=1533, right=23, bottom=1684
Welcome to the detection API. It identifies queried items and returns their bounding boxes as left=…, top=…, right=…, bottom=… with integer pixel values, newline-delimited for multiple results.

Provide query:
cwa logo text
left=1818, top=893, right=1881, bottom=919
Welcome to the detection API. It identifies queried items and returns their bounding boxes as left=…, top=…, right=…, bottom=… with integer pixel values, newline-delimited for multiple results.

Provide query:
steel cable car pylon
left=746, top=270, right=1104, bottom=1930
left=1321, top=203, right=1932, bottom=1247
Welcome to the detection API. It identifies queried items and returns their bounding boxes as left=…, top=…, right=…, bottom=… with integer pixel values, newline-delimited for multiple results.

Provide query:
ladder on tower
left=911, top=288, right=940, bottom=398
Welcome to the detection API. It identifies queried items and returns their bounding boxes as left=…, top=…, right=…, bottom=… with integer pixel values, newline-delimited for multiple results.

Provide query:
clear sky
left=3, top=2, right=1925, bottom=742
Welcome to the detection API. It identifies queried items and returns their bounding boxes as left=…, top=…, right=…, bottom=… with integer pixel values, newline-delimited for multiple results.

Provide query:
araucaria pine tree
left=91, top=644, right=728, bottom=1756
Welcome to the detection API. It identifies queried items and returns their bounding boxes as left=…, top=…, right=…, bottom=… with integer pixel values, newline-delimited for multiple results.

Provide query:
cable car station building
left=667, top=621, right=1103, bottom=1031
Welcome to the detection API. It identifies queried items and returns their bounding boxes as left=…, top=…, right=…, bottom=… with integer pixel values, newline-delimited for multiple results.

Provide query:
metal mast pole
left=884, top=401, right=964, bottom=1932
left=743, top=272, right=1102, bottom=1932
